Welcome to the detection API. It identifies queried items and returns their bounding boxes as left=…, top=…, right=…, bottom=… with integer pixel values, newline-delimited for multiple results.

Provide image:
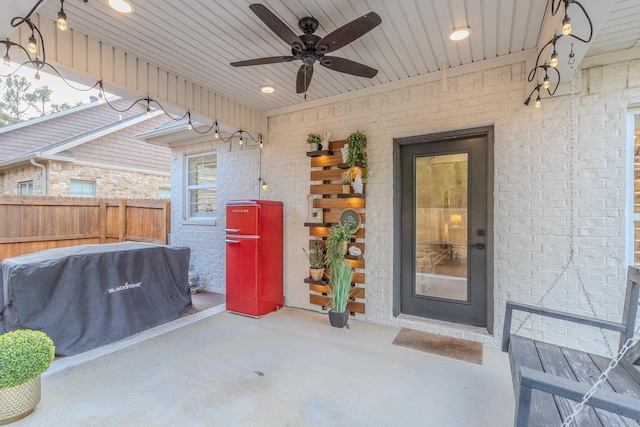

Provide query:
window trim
left=18, top=180, right=33, bottom=195
left=184, top=152, right=217, bottom=222
left=69, top=179, right=96, bottom=198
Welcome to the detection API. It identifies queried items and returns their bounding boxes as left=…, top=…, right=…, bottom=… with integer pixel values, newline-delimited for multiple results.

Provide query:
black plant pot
left=328, top=310, right=349, bottom=328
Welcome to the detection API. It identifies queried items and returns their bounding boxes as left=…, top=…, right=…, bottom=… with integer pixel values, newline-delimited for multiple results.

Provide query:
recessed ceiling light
left=108, top=0, right=134, bottom=14
left=260, top=86, right=275, bottom=94
left=449, top=27, right=471, bottom=41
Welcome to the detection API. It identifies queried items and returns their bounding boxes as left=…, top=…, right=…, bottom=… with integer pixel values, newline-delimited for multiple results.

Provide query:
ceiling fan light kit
left=230, top=3, right=382, bottom=94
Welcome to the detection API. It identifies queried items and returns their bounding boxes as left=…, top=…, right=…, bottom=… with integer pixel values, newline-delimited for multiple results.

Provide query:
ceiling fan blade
left=296, top=64, right=314, bottom=93
left=249, top=4, right=304, bottom=49
left=315, top=12, right=381, bottom=54
left=320, top=56, right=378, bottom=78
left=230, top=56, right=296, bottom=67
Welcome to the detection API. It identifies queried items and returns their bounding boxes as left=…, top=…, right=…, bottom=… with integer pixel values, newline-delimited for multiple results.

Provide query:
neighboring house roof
left=0, top=98, right=170, bottom=173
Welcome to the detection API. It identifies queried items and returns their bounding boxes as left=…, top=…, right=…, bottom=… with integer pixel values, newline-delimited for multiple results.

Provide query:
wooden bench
left=502, top=266, right=640, bottom=426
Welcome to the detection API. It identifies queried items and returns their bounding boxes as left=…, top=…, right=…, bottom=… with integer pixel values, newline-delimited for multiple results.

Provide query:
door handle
left=469, top=243, right=485, bottom=249
left=225, top=239, right=240, bottom=244
left=225, top=229, right=239, bottom=233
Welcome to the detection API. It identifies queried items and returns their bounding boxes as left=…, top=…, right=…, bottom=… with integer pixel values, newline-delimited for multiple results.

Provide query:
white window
left=186, top=153, right=217, bottom=219
left=70, top=180, right=95, bottom=198
left=158, top=187, right=171, bottom=199
left=18, top=181, right=33, bottom=195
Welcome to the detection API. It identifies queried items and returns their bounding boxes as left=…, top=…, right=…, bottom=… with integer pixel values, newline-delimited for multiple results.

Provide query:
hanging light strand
left=524, top=0, right=593, bottom=106
left=1, top=1, right=263, bottom=143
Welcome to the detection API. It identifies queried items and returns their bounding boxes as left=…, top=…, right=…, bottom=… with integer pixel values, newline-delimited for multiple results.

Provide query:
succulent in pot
left=303, top=240, right=325, bottom=281
left=306, top=133, right=322, bottom=151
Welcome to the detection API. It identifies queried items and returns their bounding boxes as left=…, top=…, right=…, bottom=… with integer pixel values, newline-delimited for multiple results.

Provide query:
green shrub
left=0, top=329, right=55, bottom=388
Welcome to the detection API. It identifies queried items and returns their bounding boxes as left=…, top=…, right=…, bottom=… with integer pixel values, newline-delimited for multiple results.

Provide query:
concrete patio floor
left=13, top=307, right=515, bottom=426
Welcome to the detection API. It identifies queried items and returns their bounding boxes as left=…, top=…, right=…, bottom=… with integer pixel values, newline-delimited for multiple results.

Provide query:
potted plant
left=326, top=260, right=354, bottom=328
left=0, top=329, right=55, bottom=424
left=325, top=224, right=356, bottom=268
left=346, top=130, right=369, bottom=181
left=303, top=240, right=325, bottom=281
left=306, top=133, right=322, bottom=151
left=341, top=171, right=352, bottom=194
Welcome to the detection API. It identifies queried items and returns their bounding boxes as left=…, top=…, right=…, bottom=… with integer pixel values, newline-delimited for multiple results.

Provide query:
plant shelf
left=306, top=150, right=333, bottom=157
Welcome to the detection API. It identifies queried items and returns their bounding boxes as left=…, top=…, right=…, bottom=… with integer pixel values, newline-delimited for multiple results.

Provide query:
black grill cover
left=1, top=242, right=192, bottom=356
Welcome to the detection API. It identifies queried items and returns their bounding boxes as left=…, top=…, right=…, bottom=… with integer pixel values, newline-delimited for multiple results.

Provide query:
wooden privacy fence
left=0, top=196, right=170, bottom=262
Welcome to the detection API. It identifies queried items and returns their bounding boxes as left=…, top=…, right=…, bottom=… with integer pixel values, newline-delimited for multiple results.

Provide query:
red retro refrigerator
left=225, top=200, right=283, bottom=316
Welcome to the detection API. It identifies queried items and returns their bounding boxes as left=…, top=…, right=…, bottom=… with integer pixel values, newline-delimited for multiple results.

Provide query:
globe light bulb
left=146, top=106, right=151, bottom=117
left=549, top=51, right=559, bottom=68
left=27, top=35, right=37, bottom=54
left=543, top=75, right=550, bottom=89
left=562, top=15, right=572, bottom=36
left=262, top=182, right=268, bottom=190
left=57, top=10, right=68, bottom=31
left=187, top=121, right=193, bottom=130
left=34, top=70, right=40, bottom=84
left=3, top=53, right=10, bottom=69
left=534, top=96, right=542, bottom=108
left=214, top=130, right=219, bottom=139
left=97, top=92, right=104, bottom=103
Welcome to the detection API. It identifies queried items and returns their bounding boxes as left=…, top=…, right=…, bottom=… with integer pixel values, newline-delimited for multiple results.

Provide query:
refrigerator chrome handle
left=225, top=239, right=240, bottom=244
left=225, top=228, right=239, bottom=233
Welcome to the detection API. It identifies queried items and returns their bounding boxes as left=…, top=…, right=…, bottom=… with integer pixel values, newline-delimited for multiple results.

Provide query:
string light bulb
left=187, top=120, right=193, bottom=130
left=97, top=91, right=104, bottom=103
left=561, top=15, right=572, bottom=36
left=57, top=1, right=68, bottom=31
left=146, top=105, right=151, bottom=117
left=3, top=51, right=9, bottom=69
left=549, top=50, right=559, bottom=68
left=262, top=181, right=268, bottom=190
left=27, top=34, right=37, bottom=54
left=239, top=134, right=243, bottom=145
left=543, top=74, right=550, bottom=89
left=534, top=95, right=542, bottom=108
left=34, top=70, right=40, bottom=84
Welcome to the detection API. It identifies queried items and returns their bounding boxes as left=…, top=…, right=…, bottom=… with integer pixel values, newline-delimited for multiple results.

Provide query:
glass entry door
left=415, top=153, right=469, bottom=301
left=396, top=132, right=489, bottom=327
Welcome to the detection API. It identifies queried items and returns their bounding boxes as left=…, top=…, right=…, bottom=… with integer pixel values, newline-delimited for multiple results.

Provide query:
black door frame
left=392, top=126, right=495, bottom=333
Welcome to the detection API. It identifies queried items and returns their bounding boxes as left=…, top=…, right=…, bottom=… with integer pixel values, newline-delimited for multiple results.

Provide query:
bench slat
left=590, top=352, right=640, bottom=400
left=561, top=346, right=639, bottom=426
left=509, top=335, right=563, bottom=426
left=536, top=341, right=603, bottom=426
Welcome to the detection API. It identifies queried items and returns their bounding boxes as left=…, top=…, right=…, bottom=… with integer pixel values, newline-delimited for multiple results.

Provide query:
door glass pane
left=415, top=154, right=468, bottom=301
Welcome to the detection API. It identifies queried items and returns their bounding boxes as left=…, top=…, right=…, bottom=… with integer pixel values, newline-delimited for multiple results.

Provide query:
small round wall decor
left=340, top=208, right=360, bottom=230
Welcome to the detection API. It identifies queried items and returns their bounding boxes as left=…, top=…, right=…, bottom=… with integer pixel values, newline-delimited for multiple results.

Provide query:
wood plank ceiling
left=6, top=0, right=640, bottom=113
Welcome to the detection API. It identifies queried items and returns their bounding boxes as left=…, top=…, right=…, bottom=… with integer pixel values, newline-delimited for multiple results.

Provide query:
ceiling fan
left=230, top=4, right=382, bottom=94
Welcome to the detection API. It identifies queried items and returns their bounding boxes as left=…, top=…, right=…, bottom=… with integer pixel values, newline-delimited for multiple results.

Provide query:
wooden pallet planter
left=306, top=140, right=366, bottom=315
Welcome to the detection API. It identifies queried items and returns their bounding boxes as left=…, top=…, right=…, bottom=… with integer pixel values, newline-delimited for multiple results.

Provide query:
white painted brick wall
left=171, top=58, right=640, bottom=354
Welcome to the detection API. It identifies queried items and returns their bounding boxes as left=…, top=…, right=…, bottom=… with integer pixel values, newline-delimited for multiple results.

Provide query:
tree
left=51, top=100, right=83, bottom=113
left=0, top=76, right=37, bottom=125
left=27, top=86, right=53, bottom=117
left=0, top=76, right=82, bottom=127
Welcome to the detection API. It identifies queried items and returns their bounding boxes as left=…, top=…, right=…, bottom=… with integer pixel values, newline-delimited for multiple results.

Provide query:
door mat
left=392, top=328, right=483, bottom=365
